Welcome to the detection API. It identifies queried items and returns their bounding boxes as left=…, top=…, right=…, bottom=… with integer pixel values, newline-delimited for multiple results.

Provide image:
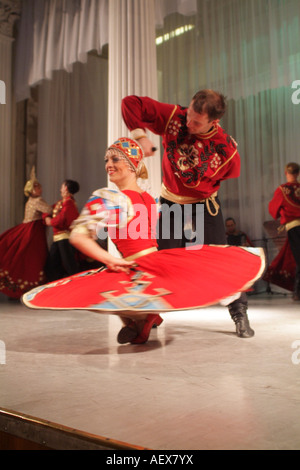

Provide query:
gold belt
left=53, top=231, right=70, bottom=242
left=161, top=184, right=219, bottom=216
left=124, top=247, right=158, bottom=261
left=285, top=218, right=300, bottom=232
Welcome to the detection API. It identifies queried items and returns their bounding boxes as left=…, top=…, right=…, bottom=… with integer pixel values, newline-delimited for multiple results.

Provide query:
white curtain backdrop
left=14, top=0, right=108, bottom=102
left=199, top=0, right=300, bottom=100
left=155, top=0, right=197, bottom=28
left=156, top=0, right=300, bottom=249
left=36, top=53, right=108, bottom=212
left=14, top=0, right=195, bottom=102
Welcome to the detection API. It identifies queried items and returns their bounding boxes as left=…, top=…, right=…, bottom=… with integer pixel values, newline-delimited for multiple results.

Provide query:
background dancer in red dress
left=23, top=138, right=265, bottom=346
left=0, top=168, right=52, bottom=299
left=122, top=90, right=255, bottom=338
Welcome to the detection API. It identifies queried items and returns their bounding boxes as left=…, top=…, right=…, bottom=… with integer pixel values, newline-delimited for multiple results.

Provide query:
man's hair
left=192, top=89, right=227, bottom=120
left=285, top=162, right=300, bottom=175
left=225, top=217, right=236, bottom=224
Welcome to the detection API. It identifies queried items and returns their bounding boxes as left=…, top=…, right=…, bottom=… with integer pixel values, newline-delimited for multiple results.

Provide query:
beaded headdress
left=24, top=166, right=40, bottom=197
left=105, top=137, right=148, bottom=179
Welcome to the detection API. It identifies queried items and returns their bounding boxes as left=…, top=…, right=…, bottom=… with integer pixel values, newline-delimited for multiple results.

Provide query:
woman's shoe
left=131, top=314, right=163, bottom=344
left=117, top=321, right=138, bottom=344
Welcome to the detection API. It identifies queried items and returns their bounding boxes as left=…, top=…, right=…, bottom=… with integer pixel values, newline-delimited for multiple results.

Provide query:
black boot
left=292, top=273, right=300, bottom=301
left=228, top=302, right=254, bottom=338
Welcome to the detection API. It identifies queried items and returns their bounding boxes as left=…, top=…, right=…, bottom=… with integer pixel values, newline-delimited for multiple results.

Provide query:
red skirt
left=0, top=220, right=49, bottom=299
left=22, top=245, right=265, bottom=315
left=263, top=239, right=296, bottom=291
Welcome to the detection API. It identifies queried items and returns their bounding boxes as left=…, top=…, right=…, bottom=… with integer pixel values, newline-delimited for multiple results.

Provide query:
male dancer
left=122, top=90, right=254, bottom=337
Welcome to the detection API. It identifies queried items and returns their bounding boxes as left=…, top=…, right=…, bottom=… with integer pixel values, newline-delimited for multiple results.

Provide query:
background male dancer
left=269, top=162, right=300, bottom=300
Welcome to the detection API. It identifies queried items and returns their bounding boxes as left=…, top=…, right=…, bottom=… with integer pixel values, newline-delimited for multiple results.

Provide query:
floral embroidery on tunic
left=281, top=184, right=300, bottom=207
left=168, top=118, right=182, bottom=136
left=210, top=154, right=222, bottom=169
left=164, top=106, right=236, bottom=189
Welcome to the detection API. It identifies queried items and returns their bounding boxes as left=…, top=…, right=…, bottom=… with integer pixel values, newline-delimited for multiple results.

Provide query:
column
left=0, top=0, right=21, bottom=233
left=107, top=0, right=161, bottom=198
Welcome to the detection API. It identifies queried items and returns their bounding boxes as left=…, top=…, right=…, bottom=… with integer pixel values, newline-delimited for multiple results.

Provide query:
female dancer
left=0, top=168, right=52, bottom=299
left=23, top=138, right=265, bottom=344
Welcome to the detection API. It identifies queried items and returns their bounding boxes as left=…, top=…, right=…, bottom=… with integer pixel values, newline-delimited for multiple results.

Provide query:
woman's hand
left=105, top=256, right=134, bottom=274
left=70, top=231, right=134, bottom=273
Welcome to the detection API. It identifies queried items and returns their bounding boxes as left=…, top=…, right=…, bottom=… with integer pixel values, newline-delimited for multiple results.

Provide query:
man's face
left=225, top=220, right=236, bottom=234
left=60, top=183, right=69, bottom=198
left=186, top=101, right=219, bottom=135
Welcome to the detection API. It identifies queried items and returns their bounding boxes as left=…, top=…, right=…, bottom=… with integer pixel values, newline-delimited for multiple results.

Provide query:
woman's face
left=31, top=182, right=42, bottom=197
left=105, top=153, right=134, bottom=187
